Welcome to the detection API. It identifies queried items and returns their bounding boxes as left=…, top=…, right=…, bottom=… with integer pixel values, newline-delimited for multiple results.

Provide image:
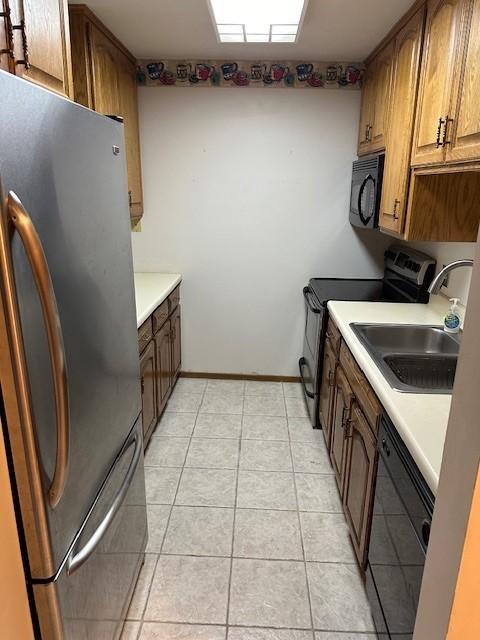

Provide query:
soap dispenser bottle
left=444, top=298, right=461, bottom=334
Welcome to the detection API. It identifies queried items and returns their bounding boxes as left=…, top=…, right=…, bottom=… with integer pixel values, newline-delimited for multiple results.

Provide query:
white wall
left=403, top=241, right=475, bottom=307
left=132, top=87, right=389, bottom=376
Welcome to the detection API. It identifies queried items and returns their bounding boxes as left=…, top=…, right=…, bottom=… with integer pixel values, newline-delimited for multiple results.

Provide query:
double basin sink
left=350, top=323, right=461, bottom=394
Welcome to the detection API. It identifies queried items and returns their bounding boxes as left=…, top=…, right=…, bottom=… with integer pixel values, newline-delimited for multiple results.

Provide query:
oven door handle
left=303, top=287, right=322, bottom=314
left=299, top=357, right=315, bottom=398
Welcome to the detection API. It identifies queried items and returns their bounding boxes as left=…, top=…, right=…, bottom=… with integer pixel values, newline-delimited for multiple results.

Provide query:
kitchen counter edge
left=134, top=272, right=182, bottom=328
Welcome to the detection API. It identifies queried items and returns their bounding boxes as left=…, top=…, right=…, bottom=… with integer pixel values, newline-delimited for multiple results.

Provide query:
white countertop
left=327, top=296, right=458, bottom=495
left=134, top=273, right=182, bottom=327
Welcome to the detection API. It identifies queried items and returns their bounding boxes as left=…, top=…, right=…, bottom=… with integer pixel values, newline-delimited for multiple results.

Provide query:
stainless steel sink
left=350, top=323, right=461, bottom=393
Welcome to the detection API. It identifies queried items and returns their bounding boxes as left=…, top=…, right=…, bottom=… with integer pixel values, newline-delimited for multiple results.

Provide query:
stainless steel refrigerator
left=0, top=71, right=147, bottom=638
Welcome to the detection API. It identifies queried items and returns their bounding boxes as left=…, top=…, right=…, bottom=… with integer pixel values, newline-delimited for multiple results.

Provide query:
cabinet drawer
left=138, top=317, right=153, bottom=354
left=339, top=342, right=381, bottom=433
left=326, top=318, right=342, bottom=354
left=152, top=299, right=169, bottom=334
left=168, top=286, right=180, bottom=314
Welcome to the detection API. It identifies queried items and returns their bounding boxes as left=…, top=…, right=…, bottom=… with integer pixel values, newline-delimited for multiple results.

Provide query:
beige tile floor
left=121, top=379, right=377, bottom=640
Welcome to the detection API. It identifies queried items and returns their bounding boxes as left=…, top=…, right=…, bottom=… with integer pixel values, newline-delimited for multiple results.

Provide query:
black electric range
left=299, top=245, right=437, bottom=427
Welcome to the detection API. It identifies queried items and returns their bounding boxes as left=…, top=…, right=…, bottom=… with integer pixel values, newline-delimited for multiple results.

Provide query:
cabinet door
left=447, top=0, right=480, bottom=162
left=1, top=0, right=12, bottom=72
left=357, top=66, right=376, bottom=155
left=369, top=40, right=394, bottom=152
left=329, top=366, right=353, bottom=491
left=89, top=23, right=120, bottom=115
left=139, top=340, right=157, bottom=445
left=380, top=7, right=425, bottom=235
left=117, top=52, right=144, bottom=220
left=171, top=305, right=181, bottom=383
left=156, top=319, right=172, bottom=416
left=412, top=0, right=465, bottom=165
left=343, top=403, right=378, bottom=569
left=10, top=0, right=72, bottom=97
left=318, top=336, right=336, bottom=449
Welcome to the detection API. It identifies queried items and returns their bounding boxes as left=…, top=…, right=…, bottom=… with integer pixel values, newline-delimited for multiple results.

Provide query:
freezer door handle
left=66, top=429, right=142, bottom=576
left=7, top=191, right=70, bottom=508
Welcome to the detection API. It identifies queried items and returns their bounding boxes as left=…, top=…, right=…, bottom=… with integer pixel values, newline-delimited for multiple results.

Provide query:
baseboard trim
left=179, top=371, right=301, bottom=383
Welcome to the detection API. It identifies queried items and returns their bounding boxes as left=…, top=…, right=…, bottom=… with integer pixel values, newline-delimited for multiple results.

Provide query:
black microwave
left=349, top=153, right=384, bottom=229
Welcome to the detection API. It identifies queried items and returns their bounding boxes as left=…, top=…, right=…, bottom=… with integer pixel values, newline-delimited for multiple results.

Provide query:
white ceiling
left=77, top=0, right=416, bottom=61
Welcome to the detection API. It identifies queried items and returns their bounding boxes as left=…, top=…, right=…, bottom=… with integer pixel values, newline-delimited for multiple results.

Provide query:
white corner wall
left=132, top=87, right=389, bottom=376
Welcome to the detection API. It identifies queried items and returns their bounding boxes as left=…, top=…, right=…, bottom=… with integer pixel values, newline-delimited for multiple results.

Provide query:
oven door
left=299, top=286, right=324, bottom=425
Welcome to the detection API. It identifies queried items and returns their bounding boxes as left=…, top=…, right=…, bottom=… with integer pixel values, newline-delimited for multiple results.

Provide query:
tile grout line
left=138, top=381, right=209, bottom=636
left=225, top=394, right=245, bottom=639
left=283, top=384, right=316, bottom=635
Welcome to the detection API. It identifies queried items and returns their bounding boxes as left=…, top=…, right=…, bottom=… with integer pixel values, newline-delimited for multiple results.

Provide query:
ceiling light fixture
left=208, top=0, right=308, bottom=44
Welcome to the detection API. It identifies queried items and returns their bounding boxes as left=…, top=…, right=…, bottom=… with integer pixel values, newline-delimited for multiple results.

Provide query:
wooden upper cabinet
left=369, top=40, right=394, bottom=152
left=380, top=7, right=425, bottom=235
left=6, top=0, right=72, bottom=96
left=117, top=52, right=144, bottom=218
left=412, top=0, right=466, bottom=165
left=89, top=24, right=120, bottom=115
left=1, top=1, right=12, bottom=71
left=69, top=5, right=144, bottom=222
left=357, top=41, right=393, bottom=155
left=343, top=402, right=378, bottom=569
left=358, top=69, right=376, bottom=155
left=446, top=0, right=480, bottom=162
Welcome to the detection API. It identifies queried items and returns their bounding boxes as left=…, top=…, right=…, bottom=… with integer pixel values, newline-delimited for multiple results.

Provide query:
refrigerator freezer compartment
left=33, top=418, right=147, bottom=640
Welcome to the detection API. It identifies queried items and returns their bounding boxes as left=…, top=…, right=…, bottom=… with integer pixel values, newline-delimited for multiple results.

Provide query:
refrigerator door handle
left=66, top=429, right=142, bottom=576
left=6, top=191, right=70, bottom=508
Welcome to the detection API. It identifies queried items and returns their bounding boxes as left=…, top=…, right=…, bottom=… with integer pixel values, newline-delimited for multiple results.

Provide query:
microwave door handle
left=6, top=191, right=70, bottom=508
left=66, top=430, right=142, bottom=576
left=357, top=174, right=374, bottom=226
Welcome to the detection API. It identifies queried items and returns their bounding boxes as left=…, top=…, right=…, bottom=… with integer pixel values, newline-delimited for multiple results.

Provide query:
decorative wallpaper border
left=137, top=60, right=363, bottom=89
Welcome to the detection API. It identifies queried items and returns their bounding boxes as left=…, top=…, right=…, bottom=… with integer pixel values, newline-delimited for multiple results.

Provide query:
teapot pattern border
left=137, top=60, right=363, bottom=89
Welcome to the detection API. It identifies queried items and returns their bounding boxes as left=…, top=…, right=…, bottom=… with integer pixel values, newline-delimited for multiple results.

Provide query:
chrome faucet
left=428, top=259, right=474, bottom=294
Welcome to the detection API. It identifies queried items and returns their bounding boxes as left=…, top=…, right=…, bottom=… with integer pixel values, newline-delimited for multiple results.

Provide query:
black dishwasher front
left=366, top=413, right=434, bottom=639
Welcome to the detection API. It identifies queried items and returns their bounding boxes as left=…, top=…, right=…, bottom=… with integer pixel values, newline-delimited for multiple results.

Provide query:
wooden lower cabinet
left=139, top=340, right=157, bottom=443
left=137, top=286, right=182, bottom=448
left=318, top=336, right=336, bottom=447
left=329, top=366, right=353, bottom=491
left=155, top=319, right=172, bottom=416
left=343, top=403, right=378, bottom=569
left=171, top=305, right=181, bottom=382
left=320, top=317, right=381, bottom=571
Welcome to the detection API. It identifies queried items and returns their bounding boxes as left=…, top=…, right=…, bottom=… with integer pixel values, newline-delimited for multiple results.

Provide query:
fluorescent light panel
left=210, top=0, right=306, bottom=43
